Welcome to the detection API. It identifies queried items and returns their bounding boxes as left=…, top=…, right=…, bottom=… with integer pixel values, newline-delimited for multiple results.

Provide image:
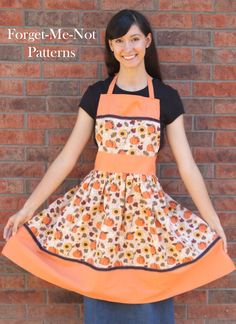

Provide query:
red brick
left=25, top=11, right=81, bottom=27
left=0, top=11, right=23, bottom=26
left=218, top=213, right=236, bottom=227
left=195, top=116, right=236, bottom=130
left=0, top=63, right=40, bottom=77
left=175, top=290, right=206, bottom=304
left=0, top=130, right=44, bottom=144
left=173, top=304, right=186, bottom=319
left=0, top=0, right=40, bottom=8
left=183, top=99, right=212, bottom=114
left=26, top=80, right=79, bottom=96
left=214, top=32, right=236, bottom=46
left=160, top=164, right=214, bottom=179
left=0, top=98, right=46, bottom=112
left=101, top=0, right=153, bottom=10
left=205, top=180, right=236, bottom=195
left=80, top=46, right=104, bottom=62
left=45, top=320, right=81, bottom=324
left=192, top=147, right=236, bottom=163
left=0, top=179, right=23, bottom=194
left=81, top=11, right=116, bottom=28
left=0, top=321, right=43, bottom=324
left=43, top=63, right=97, bottom=78
left=193, top=82, right=236, bottom=97
left=0, top=163, right=45, bottom=178
left=161, top=64, right=210, bottom=80
left=228, top=243, right=236, bottom=258
left=0, top=290, right=45, bottom=304
left=45, top=0, right=95, bottom=9
left=80, top=146, right=97, bottom=162
left=28, top=304, right=77, bottom=319
left=194, top=14, right=236, bottom=29
left=27, top=274, right=58, bottom=289
left=48, top=289, right=83, bottom=303
left=0, top=147, right=24, bottom=161
left=225, top=228, right=236, bottom=242
left=215, top=132, right=236, bottom=146
left=159, top=48, right=192, bottom=63
left=214, top=65, right=236, bottom=80
left=0, top=80, right=22, bottom=95
left=28, top=114, right=76, bottom=129
left=26, top=147, right=62, bottom=163
left=0, top=195, right=31, bottom=210
left=47, top=97, right=79, bottom=113
left=0, top=305, right=25, bottom=319
left=215, top=0, right=236, bottom=12
left=159, top=0, right=213, bottom=11
left=214, top=197, right=236, bottom=211
left=148, top=13, right=193, bottom=28
left=157, top=31, right=211, bottom=46
left=214, top=99, right=236, bottom=114
left=195, top=49, right=236, bottom=64
left=188, top=304, right=236, bottom=319
left=0, top=275, right=25, bottom=289
left=0, top=45, right=21, bottom=60
left=175, top=320, right=204, bottom=324
left=0, top=114, right=23, bottom=128
left=215, top=165, right=236, bottom=179
left=48, top=130, right=71, bottom=145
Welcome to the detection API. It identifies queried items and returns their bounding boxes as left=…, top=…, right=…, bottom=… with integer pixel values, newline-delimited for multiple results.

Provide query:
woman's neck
left=115, top=69, right=149, bottom=92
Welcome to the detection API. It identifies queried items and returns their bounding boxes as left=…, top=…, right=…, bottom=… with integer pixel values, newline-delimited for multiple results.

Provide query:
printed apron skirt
left=2, top=73, right=235, bottom=306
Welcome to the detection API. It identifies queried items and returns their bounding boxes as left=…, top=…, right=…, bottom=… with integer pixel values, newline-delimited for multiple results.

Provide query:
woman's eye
left=133, top=38, right=139, bottom=41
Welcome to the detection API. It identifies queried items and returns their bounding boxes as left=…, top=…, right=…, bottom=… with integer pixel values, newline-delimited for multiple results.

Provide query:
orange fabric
left=94, top=151, right=157, bottom=175
left=1, top=72, right=235, bottom=304
left=97, top=74, right=160, bottom=119
left=2, top=225, right=235, bottom=304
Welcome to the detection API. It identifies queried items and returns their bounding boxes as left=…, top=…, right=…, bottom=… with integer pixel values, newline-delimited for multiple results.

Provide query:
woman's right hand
left=3, top=208, right=34, bottom=241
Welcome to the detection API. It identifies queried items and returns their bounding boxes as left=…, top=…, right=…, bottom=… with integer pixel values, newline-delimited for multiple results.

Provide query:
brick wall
left=0, top=1, right=235, bottom=323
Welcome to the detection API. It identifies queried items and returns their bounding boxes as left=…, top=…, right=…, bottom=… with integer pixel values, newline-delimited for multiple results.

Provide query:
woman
left=2, top=9, right=235, bottom=324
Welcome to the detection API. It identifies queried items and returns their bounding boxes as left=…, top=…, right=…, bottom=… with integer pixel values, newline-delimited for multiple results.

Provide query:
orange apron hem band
left=2, top=225, right=235, bottom=304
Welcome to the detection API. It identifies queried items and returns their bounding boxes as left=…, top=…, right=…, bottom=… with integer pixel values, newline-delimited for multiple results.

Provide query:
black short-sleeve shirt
left=78, top=76, right=185, bottom=151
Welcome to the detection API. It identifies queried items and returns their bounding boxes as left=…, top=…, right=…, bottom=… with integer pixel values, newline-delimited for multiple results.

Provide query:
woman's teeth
left=123, top=55, right=136, bottom=60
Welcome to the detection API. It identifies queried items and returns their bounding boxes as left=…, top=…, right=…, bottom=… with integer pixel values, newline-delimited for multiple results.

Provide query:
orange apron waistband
left=94, top=151, right=157, bottom=175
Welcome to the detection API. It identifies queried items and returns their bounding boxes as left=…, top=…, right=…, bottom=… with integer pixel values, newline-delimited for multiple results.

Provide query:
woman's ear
left=108, top=40, right=113, bottom=52
left=147, top=33, right=152, bottom=47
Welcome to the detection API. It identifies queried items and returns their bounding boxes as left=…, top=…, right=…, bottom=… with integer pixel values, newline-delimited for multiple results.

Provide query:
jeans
left=83, top=296, right=175, bottom=324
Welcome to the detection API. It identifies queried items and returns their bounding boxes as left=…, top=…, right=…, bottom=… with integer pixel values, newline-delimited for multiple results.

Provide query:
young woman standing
left=2, top=9, right=235, bottom=324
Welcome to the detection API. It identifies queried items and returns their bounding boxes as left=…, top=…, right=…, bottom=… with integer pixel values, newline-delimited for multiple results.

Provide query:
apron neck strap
left=107, top=73, right=154, bottom=99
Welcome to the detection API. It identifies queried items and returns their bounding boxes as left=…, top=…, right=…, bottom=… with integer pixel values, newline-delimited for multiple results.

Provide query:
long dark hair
left=104, top=9, right=163, bottom=81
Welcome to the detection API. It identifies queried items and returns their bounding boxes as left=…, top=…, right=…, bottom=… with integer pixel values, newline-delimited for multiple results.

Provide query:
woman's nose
left=122, top=41, right=133, bottom=50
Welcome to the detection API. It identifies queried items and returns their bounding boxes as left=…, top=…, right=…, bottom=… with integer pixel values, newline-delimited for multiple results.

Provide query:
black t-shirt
left=78, top=75, right=185, bottom=151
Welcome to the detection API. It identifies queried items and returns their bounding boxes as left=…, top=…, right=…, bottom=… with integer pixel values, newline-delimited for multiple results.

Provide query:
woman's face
left=108, top=24, right=152, bottom=69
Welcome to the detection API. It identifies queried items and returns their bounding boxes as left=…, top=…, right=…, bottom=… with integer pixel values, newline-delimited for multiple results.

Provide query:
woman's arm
left=165, top=115, right=227, bottom=252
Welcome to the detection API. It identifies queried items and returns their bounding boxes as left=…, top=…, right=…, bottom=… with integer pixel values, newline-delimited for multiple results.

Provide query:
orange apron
left=2, top=73, right=235, bottom=303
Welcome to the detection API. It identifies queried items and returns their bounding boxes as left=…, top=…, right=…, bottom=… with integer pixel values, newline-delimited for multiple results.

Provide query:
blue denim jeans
left=83, top=296, right=175, bottom=324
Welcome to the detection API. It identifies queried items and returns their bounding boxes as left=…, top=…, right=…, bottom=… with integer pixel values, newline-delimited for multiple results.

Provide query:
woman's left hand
left=210, top=223, right=228, bottom=254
